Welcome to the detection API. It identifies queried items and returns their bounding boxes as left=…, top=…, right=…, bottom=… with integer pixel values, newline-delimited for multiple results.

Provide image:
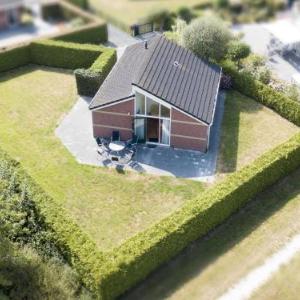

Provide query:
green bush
left=221, top=60, right=300, bottom=126
left=0, top=45, right=31, bottom=73
left=55, top=23, right=108, bottom=44
left=75, top=47, right=116, bottom=96
left=96, top=132, right=300, bottom=299
left=30, top=40, right=102, bottom=70
left=66, top=0, right=88, bottom=9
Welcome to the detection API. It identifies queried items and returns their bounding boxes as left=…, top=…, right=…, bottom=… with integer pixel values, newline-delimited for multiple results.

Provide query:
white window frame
left=133, top=86, right=171, bottom=146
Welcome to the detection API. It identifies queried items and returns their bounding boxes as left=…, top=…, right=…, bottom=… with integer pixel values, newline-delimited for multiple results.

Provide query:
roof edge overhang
left=89, top=95, right=134, bottom=111
left=132, top=84, right=211, bottom=126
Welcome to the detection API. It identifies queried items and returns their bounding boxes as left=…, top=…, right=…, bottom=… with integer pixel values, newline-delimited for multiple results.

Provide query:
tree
left=177, top=6, right=194, bottom=23
left=227, top=40, right=251, bottom=67
left=181, top=16, right=232, bottom=62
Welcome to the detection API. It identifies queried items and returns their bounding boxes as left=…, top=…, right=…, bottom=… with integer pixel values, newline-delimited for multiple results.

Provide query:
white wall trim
left=171, top=134, right=207, bottom=141
left=90, top=97, right=134, bottom=112
left=93, top=124, right=133, bottom=132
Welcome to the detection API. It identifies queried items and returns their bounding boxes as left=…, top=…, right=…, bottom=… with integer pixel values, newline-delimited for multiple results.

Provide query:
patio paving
left=55, top=92, right=225, bottom=181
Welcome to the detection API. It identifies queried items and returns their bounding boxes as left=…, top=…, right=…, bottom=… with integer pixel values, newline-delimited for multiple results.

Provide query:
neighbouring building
left=89, top=35, right=222, bottom=152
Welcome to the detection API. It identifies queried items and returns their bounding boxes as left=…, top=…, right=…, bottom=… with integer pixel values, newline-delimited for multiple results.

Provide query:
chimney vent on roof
left=144, top=41, right=148, bottom=49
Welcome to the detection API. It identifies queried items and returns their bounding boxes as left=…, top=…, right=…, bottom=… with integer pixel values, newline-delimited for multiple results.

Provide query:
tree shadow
left=217, top=91, right=263, bottom=174
left=120, top=168, right=300, bottom=300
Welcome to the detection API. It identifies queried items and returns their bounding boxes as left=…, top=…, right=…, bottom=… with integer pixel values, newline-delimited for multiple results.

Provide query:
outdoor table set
left=96, top=133, right=138, bottom=165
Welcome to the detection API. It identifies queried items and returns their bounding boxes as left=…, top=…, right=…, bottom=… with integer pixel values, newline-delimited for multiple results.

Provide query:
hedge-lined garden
left=220, top=60, right=300, bottom=127
left=0, top=39, right=116, bottom=97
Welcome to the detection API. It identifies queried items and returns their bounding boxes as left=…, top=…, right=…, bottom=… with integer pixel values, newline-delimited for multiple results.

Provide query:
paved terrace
left=55, top=92, right=225, bottom=182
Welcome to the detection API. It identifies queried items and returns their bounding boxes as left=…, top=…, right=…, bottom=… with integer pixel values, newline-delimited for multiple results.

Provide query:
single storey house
left=89, top=35, right=222, bottom=152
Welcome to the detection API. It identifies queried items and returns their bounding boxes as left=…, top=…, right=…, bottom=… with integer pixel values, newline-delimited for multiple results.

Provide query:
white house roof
left=264, top=19, right=300, bottom=45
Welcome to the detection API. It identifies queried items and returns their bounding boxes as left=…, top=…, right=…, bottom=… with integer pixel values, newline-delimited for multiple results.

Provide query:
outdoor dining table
left=109, top=141, right=126, bottom=152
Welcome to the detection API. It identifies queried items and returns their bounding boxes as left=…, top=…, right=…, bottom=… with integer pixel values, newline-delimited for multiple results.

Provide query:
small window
left=160, top=105, right=170, bottom=118
left=135, top=92, right=145, bottom=115
left=146, top=98, right=159, bottom=116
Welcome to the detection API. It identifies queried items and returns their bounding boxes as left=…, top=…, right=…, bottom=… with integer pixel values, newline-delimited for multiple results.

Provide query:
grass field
left=217, top=91, right=299, bottom=175
left=89, top=0, right=209, bottom=30
left=123, top=168, right=300, bottom=300
left=0, top=65, right=204, bottom=251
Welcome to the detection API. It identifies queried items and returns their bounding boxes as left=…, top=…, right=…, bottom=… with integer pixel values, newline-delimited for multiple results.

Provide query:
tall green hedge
left=96, top=132, right=300, bottom=299
left=0, top=45, right=31, bottom=73
left=220, top=60, right=300, bottom=127
left=75, top=47, right=117, bottom=96
left=0, top=148, right=104, bottom=293
left=55, top=23, right=108, bottom=44
left=30, top=40, right=102, bottom=69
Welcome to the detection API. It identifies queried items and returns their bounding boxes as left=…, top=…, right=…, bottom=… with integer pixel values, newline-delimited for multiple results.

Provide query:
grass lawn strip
left=0, top=65, right=205, bottom=251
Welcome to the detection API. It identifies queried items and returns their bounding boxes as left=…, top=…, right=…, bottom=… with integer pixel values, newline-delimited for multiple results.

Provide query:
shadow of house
left=217, top=91, right=263, bottom=174
left=120, top=168, right=300, bottom=300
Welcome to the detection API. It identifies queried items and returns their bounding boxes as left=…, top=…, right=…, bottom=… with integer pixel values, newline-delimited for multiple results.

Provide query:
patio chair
left=111, top=131, right=120, bottom=141
left=97, top=143, right=110, bottom=158
left=126, top=135, right=138, bottom=152
left=119, top=149, right=134, bottom=164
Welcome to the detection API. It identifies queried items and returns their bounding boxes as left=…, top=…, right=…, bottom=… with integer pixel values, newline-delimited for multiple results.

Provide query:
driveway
left=55, top=92, right=225, bottom=181
left=0, top=18, right=61, bottom=49
left=232, top=23, right=300, bottom=82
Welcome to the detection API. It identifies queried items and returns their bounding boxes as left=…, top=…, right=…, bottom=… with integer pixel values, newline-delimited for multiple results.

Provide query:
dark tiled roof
left=89, top=41, right=152, bottom=110
left=90, top=35, right=221, bottom=124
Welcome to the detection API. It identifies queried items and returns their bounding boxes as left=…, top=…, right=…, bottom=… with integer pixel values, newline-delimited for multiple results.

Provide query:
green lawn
left=217, top=91, right=299, bottom=175
left=89, top=0, right=209, bottom=29
left=0, top=65, right=204, bottom=251
left=123, top=168, right=300, bottom=300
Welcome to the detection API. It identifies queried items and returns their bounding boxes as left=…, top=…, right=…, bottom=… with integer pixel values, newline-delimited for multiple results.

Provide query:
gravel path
left=218, top=234, right=300, bottom=300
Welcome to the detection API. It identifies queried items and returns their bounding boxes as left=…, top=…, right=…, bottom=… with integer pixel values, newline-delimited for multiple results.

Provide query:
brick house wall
left=170, top=108, right=209, bottom=152
left=92, top=99, right=134, bottom=140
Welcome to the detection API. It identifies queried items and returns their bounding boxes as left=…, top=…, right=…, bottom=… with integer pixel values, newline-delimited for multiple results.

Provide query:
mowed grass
left=123, top=168, right=300, bottom=300
left=217, top=90, right=299, bottom=175
left=89, top=0, right=209, bottom=29
left=251, top=252, right=300, bottom=300
left=0, top=65, right=204, bottom=251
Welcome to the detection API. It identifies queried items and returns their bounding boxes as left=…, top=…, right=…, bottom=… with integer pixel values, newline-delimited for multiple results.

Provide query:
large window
left=135, top=92, right=170, bottom=119
left=135, top=91, right=171, bottom=145
left=135, top=92, right=145, bottom=114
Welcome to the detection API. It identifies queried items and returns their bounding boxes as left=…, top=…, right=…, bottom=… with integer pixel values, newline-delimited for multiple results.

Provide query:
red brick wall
left=92, top=99, right=134, bottom=141
left=0, top=11, right=8, bottom=29
left=170, top=108, right=209, bottom=152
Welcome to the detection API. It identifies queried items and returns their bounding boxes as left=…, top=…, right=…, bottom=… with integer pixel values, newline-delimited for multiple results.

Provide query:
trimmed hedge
left=220, top=60, right=300, bottom=127
left=0, top=40, right=116, bottom=96
left=0, top=45, right=31, bottom=73
left=0, top=147, right=104, bottom=293
left=31, top=40, right=102, bottom=69
left=96, top=131, right=300, bottom=299
left=54, top=23, right=108, bottom=44
left=75, top=47, right=117, bottom=96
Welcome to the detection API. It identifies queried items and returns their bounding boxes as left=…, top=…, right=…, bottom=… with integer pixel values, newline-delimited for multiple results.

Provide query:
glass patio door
left=134, top=118, right=145, bottom=142
left=160, top=119, right=170, bottom=145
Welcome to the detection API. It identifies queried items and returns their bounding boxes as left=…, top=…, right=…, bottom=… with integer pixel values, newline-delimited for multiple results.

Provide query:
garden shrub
left=96, top=132, right=300, bottom=299
left=55, top=22, right=108, bottom=44
left=221, top=60, right=300, bottom=126
left=0, top=45, right=31, bottom=73
left=30, top=40, right=102, bottom=70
